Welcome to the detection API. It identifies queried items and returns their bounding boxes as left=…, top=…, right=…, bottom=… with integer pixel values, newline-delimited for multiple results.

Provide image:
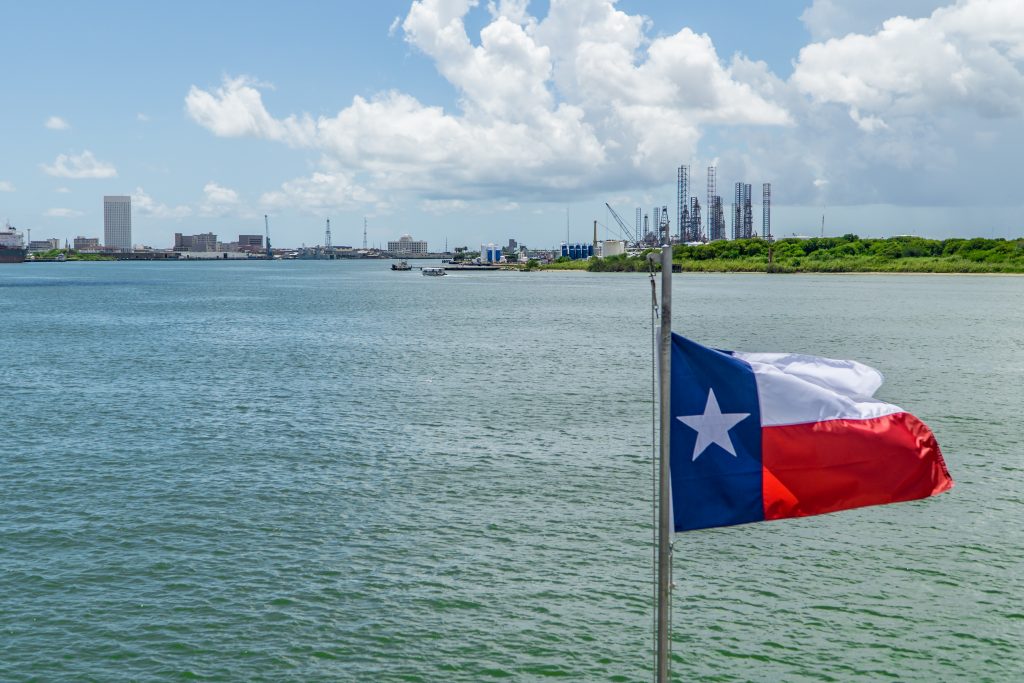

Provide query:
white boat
left=422, top=267, right=446, bottom=276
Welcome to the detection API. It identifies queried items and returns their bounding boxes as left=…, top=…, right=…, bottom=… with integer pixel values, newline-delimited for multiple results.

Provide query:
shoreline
left=8, top=258, right=1023, bottom=276
left=536, top=235, right=1024, bottom=276
left=535, top=266, right=1024, bottom=276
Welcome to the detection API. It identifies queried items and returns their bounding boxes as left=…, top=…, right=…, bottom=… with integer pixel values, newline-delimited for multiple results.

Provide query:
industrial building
left=178, top=251, right=248, bottom=260
left=689, top=197, right=703, bottom=242
left=732, top=182, right=754, bottom=240
left=224, top=234, right=265, bottom=253
left=481, top=243, right=502, bottom=262
left=238, top=234, right=263, bottom=249
left=706, top=166, right=725, bottom=241
left=677, top=166, right=692, bottom=242
left=560, top=242, right=594, bottom=259
left=169, top=232, right=268, bottom=253
left=674, top=166, right=772, bottom=243
left=174, top=232, right=218, bottom=252
left=605, top=167, right=773, bottom=249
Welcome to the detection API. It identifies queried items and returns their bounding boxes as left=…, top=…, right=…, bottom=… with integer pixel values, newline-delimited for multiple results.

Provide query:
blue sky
left=2, top=0, right=1021, bottom=249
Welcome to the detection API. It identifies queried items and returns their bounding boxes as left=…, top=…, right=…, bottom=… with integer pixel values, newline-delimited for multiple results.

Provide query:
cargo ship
left=0, top=222, right=27, bottom=263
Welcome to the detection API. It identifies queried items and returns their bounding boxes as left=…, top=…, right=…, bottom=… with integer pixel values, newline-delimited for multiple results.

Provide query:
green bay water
left=1, top=261, right=1021, bottom=681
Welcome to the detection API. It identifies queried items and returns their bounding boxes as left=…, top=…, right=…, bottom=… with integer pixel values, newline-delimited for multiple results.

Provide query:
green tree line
left=576, top=235, right=1024, bottom=273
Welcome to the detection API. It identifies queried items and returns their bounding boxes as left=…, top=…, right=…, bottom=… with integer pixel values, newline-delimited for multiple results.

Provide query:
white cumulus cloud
left=132, top=187, right=192, bottom=219
left=200, top=181, right=242, bottom=216
left=186, top=0, right=792, bottom=204
left=45, top=208, right=83, bottom=218
left=849, top=107, right=889, bottom=132
left=185, top=76, right=316, bottom=147
left=260, top=171, right=378, bottom=212
left=421, top=198, right=469, bottom=214
left=792, top=1, right=1024, bottom=120
left=0, top=180, right=14, bottom=192
left=41, top=150, right=117, bottom=179
left=45, top=116, right=70, bottom=130
left=182, top=0, right=1024, bottom=212
left=799, top=0, right=947, bottom=41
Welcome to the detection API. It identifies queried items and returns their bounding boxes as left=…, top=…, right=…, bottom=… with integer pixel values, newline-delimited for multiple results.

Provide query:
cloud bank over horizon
left=182, top=0, right=1024, bottom=219
left=185, top=0, right=790, bottom=212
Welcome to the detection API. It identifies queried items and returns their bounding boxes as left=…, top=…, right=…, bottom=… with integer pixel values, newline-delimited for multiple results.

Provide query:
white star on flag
left=676, top=388, right=751, bottom=461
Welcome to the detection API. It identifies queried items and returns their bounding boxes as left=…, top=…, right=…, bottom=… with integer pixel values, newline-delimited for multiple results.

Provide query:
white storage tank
left=602, top=240, right=626, bottom=257
left=480, top=242, right=502, bottom=263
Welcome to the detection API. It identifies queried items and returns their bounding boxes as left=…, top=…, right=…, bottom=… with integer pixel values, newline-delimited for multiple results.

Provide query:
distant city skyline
left=2, top=0, right=1023, bottom=249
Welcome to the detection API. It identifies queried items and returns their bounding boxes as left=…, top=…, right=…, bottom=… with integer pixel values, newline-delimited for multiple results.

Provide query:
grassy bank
left=31, top=249, right=115, bottom=261
left=544, top=235, right=1024, bottom=274
left=537, top=258, right=590, bottom=271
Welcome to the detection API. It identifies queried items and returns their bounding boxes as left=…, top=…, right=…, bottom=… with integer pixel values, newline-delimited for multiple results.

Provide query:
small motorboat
left=422, top=267, right=446, bottom=276
left=391, top=260, right=412, bottom=271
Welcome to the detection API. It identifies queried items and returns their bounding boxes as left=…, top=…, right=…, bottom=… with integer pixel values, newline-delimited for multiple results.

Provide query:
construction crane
left=605, top=203, right=640, bottom=246
left=264, top=214, right=273, bottom=259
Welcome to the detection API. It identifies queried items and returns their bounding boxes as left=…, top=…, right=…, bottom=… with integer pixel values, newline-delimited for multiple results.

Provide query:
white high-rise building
left=103, top=195, right=131, bottom=252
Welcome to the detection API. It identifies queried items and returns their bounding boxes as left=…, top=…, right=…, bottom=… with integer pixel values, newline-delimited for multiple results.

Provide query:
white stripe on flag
left=734, top=352, right=903, bottom=427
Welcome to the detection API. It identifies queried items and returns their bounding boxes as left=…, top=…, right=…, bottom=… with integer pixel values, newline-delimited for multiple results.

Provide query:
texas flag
left=670, top=334, right=953, bottom=532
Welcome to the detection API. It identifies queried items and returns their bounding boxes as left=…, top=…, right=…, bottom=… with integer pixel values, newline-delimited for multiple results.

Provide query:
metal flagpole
left=657, top=244, right=673, bottom=682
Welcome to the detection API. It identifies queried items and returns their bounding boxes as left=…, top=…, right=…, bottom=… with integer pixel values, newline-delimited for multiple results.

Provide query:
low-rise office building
left=28, top=238, right=61, bottom=252
left=174, top=232, right=218, bottom=252
left=222, top=234, right=264, bottom=252
left=74, top=236, right=101, bottom=251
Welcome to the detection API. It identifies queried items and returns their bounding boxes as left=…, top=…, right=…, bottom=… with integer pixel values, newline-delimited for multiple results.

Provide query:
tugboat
left=391, top=260, right=412, bottom=271
left=0, top=222, right=27, bottom=263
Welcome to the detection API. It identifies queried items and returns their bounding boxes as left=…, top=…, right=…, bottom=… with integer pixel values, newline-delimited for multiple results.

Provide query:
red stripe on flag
left=761, top=412, right=953, bottom=520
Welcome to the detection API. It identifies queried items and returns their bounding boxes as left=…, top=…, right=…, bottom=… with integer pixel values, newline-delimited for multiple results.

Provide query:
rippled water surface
left=1, top=261, right=1022, bottom=681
